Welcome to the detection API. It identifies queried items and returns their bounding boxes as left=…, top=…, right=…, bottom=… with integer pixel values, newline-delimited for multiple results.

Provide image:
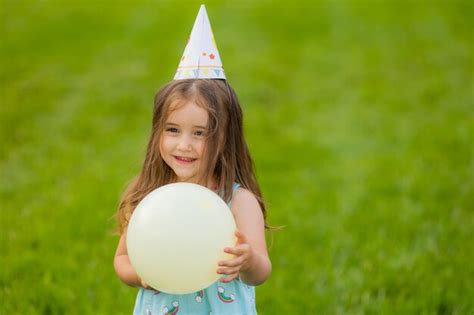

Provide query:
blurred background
left=1, top=0, right=473, bottom=314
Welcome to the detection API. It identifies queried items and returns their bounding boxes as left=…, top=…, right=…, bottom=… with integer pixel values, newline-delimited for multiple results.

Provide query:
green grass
left=1, top=0, right=473, bottom=314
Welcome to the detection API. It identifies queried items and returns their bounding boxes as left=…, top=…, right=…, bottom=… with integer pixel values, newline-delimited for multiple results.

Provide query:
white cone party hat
left=174, top=5, right=226, bottom=80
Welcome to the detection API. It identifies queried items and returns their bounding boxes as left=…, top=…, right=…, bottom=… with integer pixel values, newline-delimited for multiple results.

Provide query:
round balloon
left=126, top=183, right=236, bottom=294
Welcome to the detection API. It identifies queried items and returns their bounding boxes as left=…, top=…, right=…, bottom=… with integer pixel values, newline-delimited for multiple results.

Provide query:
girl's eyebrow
left=165, top=122, right=207, bottom=129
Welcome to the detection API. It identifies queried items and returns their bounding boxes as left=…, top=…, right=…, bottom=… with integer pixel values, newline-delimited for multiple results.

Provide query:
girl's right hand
left=139, top=277, right=151, bottom=289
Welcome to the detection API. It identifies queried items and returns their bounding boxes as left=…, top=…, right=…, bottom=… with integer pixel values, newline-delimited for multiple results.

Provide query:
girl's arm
left=218, top=188, right=272, bottom=286
left=114, top=231, right=148, bottom=288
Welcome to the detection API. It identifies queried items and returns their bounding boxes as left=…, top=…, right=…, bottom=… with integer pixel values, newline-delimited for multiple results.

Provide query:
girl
left=114, top=79, right=272, bottom=314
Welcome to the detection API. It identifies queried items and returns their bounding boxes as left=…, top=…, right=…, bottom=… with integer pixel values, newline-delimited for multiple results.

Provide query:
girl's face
left=160, top=100, right=209, bottom=183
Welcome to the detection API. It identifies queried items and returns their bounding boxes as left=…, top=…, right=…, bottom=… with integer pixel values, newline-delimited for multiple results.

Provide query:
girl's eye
left=194, top=130, right=206, bottom=136
left=166, top=127, right=179, bottom=133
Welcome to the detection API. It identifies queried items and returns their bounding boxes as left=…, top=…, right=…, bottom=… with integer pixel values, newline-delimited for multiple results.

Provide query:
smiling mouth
left=174, top=156, right=197, bottom=163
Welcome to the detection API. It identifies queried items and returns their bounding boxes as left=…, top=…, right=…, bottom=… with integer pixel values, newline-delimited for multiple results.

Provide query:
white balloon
left=126, top=183, right=236, bottom=294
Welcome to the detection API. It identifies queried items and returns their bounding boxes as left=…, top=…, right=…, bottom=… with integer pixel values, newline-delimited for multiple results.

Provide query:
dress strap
left=232, top=182, right=241, bottom=193
left=227, top=182, right=241, bottom=208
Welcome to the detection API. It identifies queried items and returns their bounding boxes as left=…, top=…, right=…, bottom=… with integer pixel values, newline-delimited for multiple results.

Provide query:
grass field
left=1, top=0, right=473, bottom=314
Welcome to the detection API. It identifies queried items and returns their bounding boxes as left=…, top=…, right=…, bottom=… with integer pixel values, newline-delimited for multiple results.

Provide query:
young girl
left=113, top=79, right=272, bottom=314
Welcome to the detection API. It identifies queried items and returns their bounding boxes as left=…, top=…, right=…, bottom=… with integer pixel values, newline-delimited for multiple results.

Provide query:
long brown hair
left=116, top=79, right=266, bottom=234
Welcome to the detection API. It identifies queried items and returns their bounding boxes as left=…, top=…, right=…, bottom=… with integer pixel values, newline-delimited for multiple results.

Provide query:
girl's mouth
left=174, top=156, right=197, bottom=164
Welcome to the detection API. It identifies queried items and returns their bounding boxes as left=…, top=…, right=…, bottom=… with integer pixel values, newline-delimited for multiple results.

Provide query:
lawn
left=1, top=0, right=473, bottom=314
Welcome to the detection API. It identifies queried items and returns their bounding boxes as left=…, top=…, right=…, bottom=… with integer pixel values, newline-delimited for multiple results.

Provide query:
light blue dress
left=133, top=183, right=257, bottom=315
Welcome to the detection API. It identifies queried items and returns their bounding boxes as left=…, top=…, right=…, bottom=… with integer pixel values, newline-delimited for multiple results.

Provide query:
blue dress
left=132, top=183, right=257, bottom=315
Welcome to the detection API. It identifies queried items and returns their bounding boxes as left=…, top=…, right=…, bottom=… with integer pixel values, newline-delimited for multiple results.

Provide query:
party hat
left=174, top=5, right=226, bottom=80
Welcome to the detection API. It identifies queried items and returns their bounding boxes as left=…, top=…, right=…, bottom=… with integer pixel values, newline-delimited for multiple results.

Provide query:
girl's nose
left=177, top=135, right=192, bottom=151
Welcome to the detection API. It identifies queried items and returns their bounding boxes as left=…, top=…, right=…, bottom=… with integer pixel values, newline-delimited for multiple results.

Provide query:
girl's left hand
left=217, top=230, right=254, bottom=283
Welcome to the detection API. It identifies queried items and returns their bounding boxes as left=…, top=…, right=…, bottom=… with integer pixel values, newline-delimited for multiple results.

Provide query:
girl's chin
left=175, top=174, right=199, bottom=182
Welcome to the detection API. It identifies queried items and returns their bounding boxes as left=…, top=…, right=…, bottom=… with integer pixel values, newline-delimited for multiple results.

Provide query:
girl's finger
left=235, top=229, right=247, bottom=243
left=220, top=272, right=239, bottom=283
left=224, top=247, right=240, bottom=256
left=218, top=256, right=245, bottom=268
left=224, top=244, right=249, bottom=256
left=217, top=266, right=241, bottom=275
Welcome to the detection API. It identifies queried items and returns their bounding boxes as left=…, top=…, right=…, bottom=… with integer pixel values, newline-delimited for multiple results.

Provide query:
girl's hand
left=139, top=277, right=151, bottom=289
left=217, top=230, right=254, bottom=283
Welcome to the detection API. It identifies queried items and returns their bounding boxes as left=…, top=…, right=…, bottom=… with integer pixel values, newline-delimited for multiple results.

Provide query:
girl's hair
left=116, top=79, right=266, bottom=234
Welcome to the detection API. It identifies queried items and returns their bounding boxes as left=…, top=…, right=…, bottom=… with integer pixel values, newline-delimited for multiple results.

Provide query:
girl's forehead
left=166, top=99, right=209, bottom=125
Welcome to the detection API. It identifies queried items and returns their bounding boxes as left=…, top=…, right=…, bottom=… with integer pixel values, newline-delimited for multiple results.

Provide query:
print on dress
left=162, top=301, right=179, bottom=315
left=217, top=286, right=235, bottom=303
left=195, top=290, right=204, bottom=303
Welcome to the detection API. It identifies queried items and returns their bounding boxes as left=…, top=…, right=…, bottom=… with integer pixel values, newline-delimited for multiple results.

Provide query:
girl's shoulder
left=233, top=186, right=257, bottom=201
left=230, top=187, right=262, bottom=215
